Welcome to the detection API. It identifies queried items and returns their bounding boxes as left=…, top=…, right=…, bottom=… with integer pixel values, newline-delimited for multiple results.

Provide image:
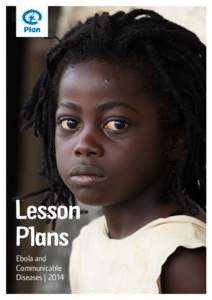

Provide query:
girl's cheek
left=55, top=138, right=73, bottom=176
left=55, top=140, right=65, bottom=175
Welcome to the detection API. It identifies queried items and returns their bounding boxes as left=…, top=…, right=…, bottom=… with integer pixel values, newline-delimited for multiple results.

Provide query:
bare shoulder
left=160, top=246, right=206, bottom=294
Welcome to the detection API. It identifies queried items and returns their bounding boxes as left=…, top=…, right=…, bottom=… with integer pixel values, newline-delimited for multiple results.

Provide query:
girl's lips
left=69, top=175, right=107, bottom=186
left=69, top=164, right=107, bottom=186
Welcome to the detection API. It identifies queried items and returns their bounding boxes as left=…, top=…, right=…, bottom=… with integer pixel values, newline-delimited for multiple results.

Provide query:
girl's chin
left=69, top=184, right=118, bottom=207
left=78, top=200, right=102, bottom=206
left=74, top=193, right=111, bottom=207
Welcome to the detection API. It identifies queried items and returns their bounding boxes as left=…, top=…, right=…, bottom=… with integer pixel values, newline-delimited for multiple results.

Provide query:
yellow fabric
left=69, top=215, right=206, bottom=294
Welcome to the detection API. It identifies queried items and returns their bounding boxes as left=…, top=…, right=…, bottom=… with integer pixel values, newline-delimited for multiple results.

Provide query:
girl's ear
left=167, top=128, right=185, bottom=162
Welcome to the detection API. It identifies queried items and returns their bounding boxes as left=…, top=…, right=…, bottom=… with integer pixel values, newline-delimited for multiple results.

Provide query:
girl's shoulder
left=144, top=215, right=206, bottom=251
left=72, top=214, right=206, bottom=250
left=160, top=245, right=206, bottom=293
left=70, top=214, right=206, bottom=293
left=150, top=215, right=206, bottom=293
left=159, top=213, right=206, bottom=292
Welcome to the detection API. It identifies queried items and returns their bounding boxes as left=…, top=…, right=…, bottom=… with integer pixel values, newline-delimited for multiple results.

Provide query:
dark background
left=6, top=6, right=61, bottom=293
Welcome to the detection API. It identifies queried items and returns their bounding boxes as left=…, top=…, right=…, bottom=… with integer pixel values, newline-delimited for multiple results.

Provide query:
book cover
left=5, top=3, right=206, bottom=294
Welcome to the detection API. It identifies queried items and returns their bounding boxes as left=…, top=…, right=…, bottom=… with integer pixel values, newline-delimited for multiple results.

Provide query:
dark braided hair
left=20, top=8, right=206, bottom=226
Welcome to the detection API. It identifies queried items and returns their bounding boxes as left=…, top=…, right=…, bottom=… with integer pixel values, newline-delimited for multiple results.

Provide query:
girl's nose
left=73, top=129, right=104, bottom=158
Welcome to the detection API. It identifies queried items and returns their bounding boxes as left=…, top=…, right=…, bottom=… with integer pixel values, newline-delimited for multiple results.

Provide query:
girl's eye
left=60, top=119, right=80, bottom=131
left=104, top=120, right=129, bottom=131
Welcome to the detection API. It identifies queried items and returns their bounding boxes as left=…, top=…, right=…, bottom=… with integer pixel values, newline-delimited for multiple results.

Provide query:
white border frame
left=0, top=1, right=210, bottom=299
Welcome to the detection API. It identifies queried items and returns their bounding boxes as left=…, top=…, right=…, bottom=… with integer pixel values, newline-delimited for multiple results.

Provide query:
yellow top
left=69, top=215, right=206, bottom=294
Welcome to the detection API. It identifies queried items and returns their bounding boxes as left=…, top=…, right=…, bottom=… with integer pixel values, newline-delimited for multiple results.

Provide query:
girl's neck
left=102, top=182, right=179, bottom=239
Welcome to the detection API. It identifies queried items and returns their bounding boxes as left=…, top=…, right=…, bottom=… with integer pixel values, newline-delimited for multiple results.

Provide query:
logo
left=22, top=9, right=42, bottom=26
left=17, top=6, right=48, bottom=37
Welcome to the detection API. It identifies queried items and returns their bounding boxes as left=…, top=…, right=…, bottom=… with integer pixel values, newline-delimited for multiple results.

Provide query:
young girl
left=22, top=8, right=206, bottom=293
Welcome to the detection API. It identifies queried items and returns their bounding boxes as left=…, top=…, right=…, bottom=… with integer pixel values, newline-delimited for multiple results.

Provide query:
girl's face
left=55, top=60, right=171, bottom=207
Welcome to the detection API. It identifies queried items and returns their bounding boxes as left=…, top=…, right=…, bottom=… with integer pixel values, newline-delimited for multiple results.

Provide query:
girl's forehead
left=58, top=60, right=152, bottom=97
left=56, top=60, right=162, bottom=119
left=62, top=60, right=138, bottom=80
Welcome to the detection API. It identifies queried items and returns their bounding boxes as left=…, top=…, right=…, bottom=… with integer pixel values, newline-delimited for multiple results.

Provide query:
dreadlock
left=20, top=8, right=206, bottom=227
